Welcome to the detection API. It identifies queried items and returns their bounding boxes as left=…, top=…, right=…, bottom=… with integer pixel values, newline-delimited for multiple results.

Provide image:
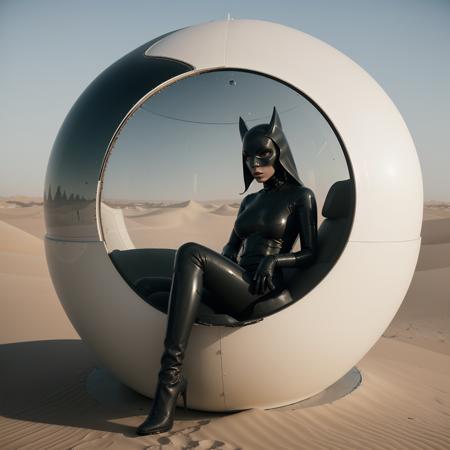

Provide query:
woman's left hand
left=250, top=255, right=277, bottom=295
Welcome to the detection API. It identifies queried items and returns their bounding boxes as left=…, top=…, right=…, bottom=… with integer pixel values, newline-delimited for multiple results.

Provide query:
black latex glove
left=250, top=255, right=277, bottom=295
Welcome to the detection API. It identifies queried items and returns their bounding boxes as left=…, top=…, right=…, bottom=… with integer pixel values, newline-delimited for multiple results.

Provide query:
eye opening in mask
left=242, top=142, right=278, bottom=160
left=257, top=149, right=273, bottom=158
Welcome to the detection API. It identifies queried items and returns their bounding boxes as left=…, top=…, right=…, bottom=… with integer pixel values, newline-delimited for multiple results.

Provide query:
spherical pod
left=44, top=19, right=422, bottom=411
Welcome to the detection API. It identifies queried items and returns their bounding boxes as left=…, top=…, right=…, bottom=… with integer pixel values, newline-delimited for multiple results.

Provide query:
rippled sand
left=0, top=199, right=449, bottom=449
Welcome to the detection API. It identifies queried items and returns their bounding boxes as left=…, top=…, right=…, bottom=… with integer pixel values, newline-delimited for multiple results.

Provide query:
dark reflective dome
left=44, top=37, right=194, bottom=241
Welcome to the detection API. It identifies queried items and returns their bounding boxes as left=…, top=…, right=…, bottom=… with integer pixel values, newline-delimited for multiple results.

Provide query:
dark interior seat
left=282, top=179, right=354, bottom=303
left=109, top=179, right=354, bottom=326
left=109, top=248, right=260, bottom=327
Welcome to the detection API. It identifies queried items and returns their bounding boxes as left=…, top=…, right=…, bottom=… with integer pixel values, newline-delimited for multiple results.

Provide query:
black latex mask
left=239, top=107, right=303, bottom=192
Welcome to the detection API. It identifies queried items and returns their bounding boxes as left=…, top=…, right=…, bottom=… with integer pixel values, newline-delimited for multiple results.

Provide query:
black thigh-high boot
left=136, top=243, right=204, bottom=435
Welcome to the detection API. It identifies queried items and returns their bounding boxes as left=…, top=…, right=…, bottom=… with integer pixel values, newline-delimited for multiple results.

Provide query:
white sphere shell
left=146, top=19, right=423, bottom=242
left=44, top=19, right=423, bottom=411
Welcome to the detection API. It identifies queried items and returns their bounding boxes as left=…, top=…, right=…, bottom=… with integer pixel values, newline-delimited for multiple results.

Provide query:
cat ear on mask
left=268, top=107, right=282, bottom=135
left=239, top=116, right=248, bottom=141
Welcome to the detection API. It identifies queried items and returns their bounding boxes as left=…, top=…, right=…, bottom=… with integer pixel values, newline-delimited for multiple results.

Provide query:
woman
left=136, top=107, right=318, bottom=435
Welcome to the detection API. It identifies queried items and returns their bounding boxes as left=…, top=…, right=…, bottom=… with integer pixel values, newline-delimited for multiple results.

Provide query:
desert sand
left=0, top=197, right=449, bottom=449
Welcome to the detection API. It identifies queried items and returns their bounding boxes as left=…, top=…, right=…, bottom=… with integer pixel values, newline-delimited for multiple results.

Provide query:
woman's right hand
left=250, top=255, right=277, bottom=295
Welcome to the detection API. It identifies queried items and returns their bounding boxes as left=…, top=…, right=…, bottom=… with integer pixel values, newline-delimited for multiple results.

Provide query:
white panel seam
left=218, top=327, right=227, bottom=409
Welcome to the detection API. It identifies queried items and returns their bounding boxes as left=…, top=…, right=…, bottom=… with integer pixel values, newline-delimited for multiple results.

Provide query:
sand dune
left=384, top=265, right=450, bottom=356
left=190, top=340, right=450, bottom=449
left=0, top=196, right=43, bottom=208
left=416, top=242, right=450, bottom=271
left=0, top=221, right=77, bottom=344
left=0, top=220, right=43, bottom=255
left=123, top=200, right=213, bottom=219
left=0, top=205, right=45, bottom=239
left=0, top=202, right=449, bottom=449
left=421, top=217, right=450, bottom=244
left=120, top=200, right=237, bottom=250
left=0, top=339, right=448, bottom=448
left=0, top=252, right=49, bottom=278
left=124, top=215, right=234, bottom=251
left=211, top=204, right=239, bottom=216
left=422, top=204, right=450, bottom=221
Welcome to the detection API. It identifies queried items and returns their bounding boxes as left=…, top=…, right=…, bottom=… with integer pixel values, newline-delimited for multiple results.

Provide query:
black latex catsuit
left=173, top=176, right=318, bottom=322
left=136, top=107, right=318, bottom=435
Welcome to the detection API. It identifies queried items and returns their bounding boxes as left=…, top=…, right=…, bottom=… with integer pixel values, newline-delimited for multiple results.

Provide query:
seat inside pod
left=109, top=179, right=354, bottom=326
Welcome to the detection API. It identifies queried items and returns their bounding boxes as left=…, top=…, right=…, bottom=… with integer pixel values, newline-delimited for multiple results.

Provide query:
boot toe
left=136, top=418, right=172, bottom=436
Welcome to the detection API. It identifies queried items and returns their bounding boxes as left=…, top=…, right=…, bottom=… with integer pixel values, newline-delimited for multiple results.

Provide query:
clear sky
left=1, top=0, right=449, bottom=200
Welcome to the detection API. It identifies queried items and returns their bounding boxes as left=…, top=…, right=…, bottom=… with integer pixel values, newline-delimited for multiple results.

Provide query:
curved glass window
left=101, top=69, right=351, bottom=251
left=99, top=69, right=355, bottom=323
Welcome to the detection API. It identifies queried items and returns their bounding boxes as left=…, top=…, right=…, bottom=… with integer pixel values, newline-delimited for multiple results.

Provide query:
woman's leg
left=154, top=241, right=260, bottom=381
left=168, top=241, right=259, bottom=320
left=187, top=244, right=261, bottom=318
left=136, top=242, right=259, bottom=435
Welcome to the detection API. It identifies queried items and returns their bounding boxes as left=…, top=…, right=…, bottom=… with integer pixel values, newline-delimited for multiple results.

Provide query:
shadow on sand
left=0, top=339, right=361, bottom=438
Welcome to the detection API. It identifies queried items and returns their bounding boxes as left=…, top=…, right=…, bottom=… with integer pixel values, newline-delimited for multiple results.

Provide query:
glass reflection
left=101, top=69, right=350, bottom=252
